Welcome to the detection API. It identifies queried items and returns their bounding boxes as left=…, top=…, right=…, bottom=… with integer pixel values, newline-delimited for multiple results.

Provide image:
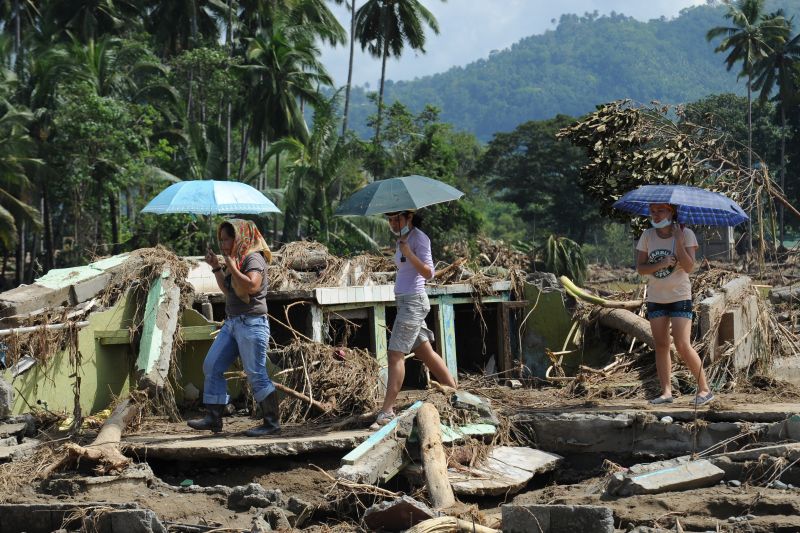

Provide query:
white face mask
left=650, top=217, right=672, bottom=229
left=391, top=225, right=410, bottom=237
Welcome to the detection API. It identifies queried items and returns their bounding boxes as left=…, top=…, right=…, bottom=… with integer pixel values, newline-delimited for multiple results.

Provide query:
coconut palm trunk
left=342, top=0, right=357, bottom=136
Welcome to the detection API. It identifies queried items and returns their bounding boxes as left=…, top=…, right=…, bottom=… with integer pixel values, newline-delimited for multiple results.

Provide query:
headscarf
left=218, top=218, right=272, bottom=269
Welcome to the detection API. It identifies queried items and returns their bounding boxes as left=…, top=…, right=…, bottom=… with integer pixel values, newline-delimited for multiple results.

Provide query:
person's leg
left=201, top=321, right=238, bottom=405
left=235, top=315, right=274, bottom=402
left=413, top=341, right=456, bottom=388
left=381, top=349, right=406, bottom=415
left=670, top=317, right=711, bottom=397
left=189, top=321, right=237, bottom=431
left=649, top=315, right=673, bottom=400
left=235, top=315, right=281, bottom=437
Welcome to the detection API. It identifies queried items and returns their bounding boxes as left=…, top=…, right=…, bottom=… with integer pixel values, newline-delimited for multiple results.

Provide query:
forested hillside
left=345, top=0, right=799, bottom=140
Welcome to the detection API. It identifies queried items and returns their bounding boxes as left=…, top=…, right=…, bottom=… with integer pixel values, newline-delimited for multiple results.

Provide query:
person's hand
left=659, top=255, right=677, bottom=268
left=205, top=248, right=221, bottom=269
left=397, top=236, right=410, bottom=255
left=673, top=222, right=685, bottom=246
left=223, top=254, right=237, bottom=272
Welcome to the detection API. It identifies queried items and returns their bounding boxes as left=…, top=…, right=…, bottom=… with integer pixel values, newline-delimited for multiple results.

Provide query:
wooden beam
left=371, top=304, right=388, bottom=389
left=341, top=400, right=423, bottom=466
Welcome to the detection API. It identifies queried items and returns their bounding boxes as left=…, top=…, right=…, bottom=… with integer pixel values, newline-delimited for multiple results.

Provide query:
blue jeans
left=202, top=314, right=275, bottom=405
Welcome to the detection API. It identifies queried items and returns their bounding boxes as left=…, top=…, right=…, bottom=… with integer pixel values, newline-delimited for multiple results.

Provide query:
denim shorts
left=646, top=300, right=693, bottom=320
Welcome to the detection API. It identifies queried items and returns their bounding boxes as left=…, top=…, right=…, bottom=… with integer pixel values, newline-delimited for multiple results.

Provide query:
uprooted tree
left=556, top=99, right=800, bottom=264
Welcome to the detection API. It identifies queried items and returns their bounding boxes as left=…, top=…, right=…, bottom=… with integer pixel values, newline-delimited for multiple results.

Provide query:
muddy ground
left=4, top=385, right=800, bottom=532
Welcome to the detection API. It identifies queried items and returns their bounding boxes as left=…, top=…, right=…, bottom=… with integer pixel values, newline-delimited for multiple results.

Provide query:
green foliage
left=541, top=234, right=587, bottom=285
left=479, top=114, right=602, bottom=244
left=580, top=223, right=635, bottom=268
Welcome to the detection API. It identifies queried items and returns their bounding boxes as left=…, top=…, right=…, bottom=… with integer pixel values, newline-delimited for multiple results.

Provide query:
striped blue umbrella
left=612, top=185, right=748, bottom=226
left=141, top=180, right=280, bottom=215
left=335, top=175, right=464, bottom=216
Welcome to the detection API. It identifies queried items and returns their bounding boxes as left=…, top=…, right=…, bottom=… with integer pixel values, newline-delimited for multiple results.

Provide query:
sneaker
left=369, top=411, right=395, bottom=430
left=694, top=393, right=715, bottom=406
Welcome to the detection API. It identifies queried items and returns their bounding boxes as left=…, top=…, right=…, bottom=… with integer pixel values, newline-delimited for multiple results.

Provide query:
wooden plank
left=95, top=329, right=133, bottom=345
left=371, top=304, right=388, bottom=388
left=179, top=325, right=218, bottom=341
left=341, top=400, right=423, bottom=466
left=437, top=296, right=458, bottom=380
left=307, top=304, right=323, bottom=343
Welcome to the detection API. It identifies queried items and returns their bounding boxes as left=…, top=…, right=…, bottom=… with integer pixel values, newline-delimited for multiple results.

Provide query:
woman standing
left=636, top=203, right=713, bottom=406
left=187, top=219, right=281, bottom=436
left=372, top=211, right=458, bottom=428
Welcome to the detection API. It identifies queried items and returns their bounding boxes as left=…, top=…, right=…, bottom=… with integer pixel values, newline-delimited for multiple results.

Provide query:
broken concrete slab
left=608, top=459, right=724, bottom=496
left=512, top=410, right=785, bottom=456
left=406, top=446, right=562, bottom=497
left=137, top=269, right=181, bottom=394
left=772, top=357, right=800, bottom=387
left=501, top=503, right=614, bottom=533
left=0, top=438, right=40, bottom=460
left=451, top=390, right=500, bottom=425
left=124, top=429, right=372, bottom=460
left=709, top=442, right=800, bottom=463
left=0, top=502, right=141, bottom=533
left=0, top=422, right=27, bottom=438
left=363, top=495, right=438, bottom=531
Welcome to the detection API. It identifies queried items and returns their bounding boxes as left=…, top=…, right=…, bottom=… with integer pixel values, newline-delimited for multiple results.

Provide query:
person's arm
left=205, top=248, right=229, bottom=296
left=637, top=250, right=676, bottom=276
left=224, top=255, right=264, bottom=295
left=673, top=225, right=696, bottom=273
left=398, top=236, right=434, bottom=280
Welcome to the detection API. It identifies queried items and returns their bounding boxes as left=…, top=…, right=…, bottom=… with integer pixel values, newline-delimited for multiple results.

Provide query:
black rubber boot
left=187, top=404, right=224, bottom=433
left=245, top=392, right=281, bottom=437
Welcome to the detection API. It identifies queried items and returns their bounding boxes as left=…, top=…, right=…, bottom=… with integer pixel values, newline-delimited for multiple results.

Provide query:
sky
left=320, top=0, right=708, bottom=88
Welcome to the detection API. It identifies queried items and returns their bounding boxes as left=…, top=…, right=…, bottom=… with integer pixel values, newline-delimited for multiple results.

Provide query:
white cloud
left=319, top=0, right=707, bottom=88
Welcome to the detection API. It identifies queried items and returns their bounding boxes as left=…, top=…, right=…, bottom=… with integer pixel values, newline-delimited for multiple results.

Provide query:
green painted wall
left=2, top=294, right=136, bottom=415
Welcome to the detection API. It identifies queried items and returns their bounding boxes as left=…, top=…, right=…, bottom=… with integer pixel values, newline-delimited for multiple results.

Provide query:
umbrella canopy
left=612, top=185, right=748, bottom=226
left=141, top=180, right=281, bottom=215
left=335, top=175, right=464, bottom=216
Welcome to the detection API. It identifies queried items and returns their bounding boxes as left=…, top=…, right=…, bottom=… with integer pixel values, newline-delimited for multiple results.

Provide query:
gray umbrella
left=335, top=175, right=464, bottom=216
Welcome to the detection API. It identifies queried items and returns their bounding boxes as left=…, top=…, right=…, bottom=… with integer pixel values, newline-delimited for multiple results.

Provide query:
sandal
left=649, top=396, right=673, bottom=405
left=694, top=393, right=715, bottom=406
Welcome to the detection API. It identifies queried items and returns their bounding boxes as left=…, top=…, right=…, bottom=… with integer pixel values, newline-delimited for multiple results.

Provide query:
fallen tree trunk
left=41, top=398, right=140, bottom=478
left=406, top=516, right=500, bottom=533
left=417, top=403, right=456, bottom=509
left=596, top=308, right=656, bottom=349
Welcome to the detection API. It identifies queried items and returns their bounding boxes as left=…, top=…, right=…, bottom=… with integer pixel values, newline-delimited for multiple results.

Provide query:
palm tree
left=706, top=0, right=787, bottom=172
left=0, top=67, right=42, bottom=282
left=42, top=0, right=144, bottom=43
left=145, top=0, right=223, bottom=57
left=753, top=15, right=800, bottom=246
left=0, top=0, right=40, bottom=71
left=342, top=0, right=357, bottom=136
left=265, top=94, right=361, bottom=242
left=237, top=18, right=333, bottom=184
left=355, top=0, right=441, bottom=144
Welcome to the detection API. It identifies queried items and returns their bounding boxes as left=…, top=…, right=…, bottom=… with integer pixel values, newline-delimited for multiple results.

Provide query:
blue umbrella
left=141, top=180, right=281, bottom=215
left=335, top=175, right=464, bottom=216
left=612, top=185, right=748, bottom=226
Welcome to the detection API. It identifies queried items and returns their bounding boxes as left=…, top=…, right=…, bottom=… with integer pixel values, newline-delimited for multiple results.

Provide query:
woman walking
left=636, top=203, right=713, bottom=406
left=188, top=219, right=281, bottom=436
left=373, top=211, right=457, bottom=428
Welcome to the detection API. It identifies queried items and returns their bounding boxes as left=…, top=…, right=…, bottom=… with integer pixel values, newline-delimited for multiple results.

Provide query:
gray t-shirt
left=224, top=252, right=269, bottom=317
